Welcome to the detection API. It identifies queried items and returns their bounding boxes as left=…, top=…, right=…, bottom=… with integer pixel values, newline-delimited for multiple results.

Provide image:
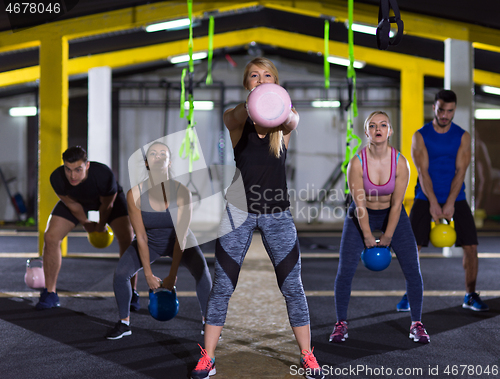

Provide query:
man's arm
left=96, top=193, right=117, bottom=232
left=57, top=194, right=97, bottom=232
left=442, top=131, right=471, bottom=219
left=411, top=131, right=443, bottom=221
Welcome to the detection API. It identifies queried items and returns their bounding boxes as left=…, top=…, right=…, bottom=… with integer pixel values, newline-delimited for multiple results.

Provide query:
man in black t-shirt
left=36, top=146, right=136, bottom=310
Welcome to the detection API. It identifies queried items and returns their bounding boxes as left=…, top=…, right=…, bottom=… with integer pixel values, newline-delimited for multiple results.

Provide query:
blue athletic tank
left=414, top=122, right=466, bottom=203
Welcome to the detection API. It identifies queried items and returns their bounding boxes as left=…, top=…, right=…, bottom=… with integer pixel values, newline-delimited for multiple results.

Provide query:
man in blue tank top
left=396, top=90, right=489, bottom=312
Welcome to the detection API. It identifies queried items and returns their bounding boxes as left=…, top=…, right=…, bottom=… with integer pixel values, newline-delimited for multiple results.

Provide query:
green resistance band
left=341, top=0, right=362, bottom=193
left=187, top=0, right=194, bottom=75
left=179, top=124, right=200, bottom=173
left=206, top=16, right=214, bottom=85
left=324, top=20, right=330, bottom=89
left=179, top=0, right=199, bottom=172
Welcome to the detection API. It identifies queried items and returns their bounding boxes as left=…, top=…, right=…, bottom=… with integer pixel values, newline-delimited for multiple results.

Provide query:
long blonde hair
left=243, top=57, right=284, bottom=158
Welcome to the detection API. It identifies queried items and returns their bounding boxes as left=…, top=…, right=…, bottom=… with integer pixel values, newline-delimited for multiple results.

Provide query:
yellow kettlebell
left=88, top=225, right=114, bottom=248
left=429, top=219, right=457, bottom=248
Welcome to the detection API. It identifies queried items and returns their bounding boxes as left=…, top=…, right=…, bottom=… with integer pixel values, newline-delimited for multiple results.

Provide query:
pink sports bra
left=357, top=147, right=399, bottom=197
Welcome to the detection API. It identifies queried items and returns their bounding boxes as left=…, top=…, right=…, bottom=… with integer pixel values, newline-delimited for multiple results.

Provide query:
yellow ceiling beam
left=0, top=66, right=39, bottom=87
left=0, top=40, right=40, bottom=54
left=0, top=27, right=442, bottom=88
left=1, top=27, right=500, bottom=89
left=255, top=28, right=444, bottom=76
left=263, top=1, right=500, bottom=50
left=0, top=1, right=499, bottom=51
left=474, top=42, right=500, bottom=54
left=0, top=2, right=257, bottom=44
left=474, top=69, right=500, bottom=88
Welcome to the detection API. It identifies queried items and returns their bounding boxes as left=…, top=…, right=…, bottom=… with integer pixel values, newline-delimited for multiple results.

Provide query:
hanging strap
left=179, top=126, right=200, bottom=172
left=179, top=68, right=187, bottom=119
left=187, top=0, right=194, bottom=74
left=206, top=15, right=214, bottom=85
left=324, top=20, right=330, bottom=89
left=341, top=0, right=362, bottom=194
left=376, top=0, right=404, bottom=50
left=178, top=0, right=200, bottom=173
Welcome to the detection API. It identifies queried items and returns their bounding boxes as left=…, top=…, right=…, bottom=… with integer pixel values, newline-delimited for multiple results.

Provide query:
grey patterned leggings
left=205, top=205, right=310, bottom=327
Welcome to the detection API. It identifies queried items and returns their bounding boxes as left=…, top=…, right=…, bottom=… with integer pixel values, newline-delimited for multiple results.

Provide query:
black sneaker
left=35, top=288, right=60, bottom=310
left=130, top=290, right=141, bottom=312
left=105, top=321, right=132, bottom=340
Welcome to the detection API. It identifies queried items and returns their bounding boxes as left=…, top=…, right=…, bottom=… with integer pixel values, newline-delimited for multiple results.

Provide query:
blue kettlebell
left=361, top=245, right=392, bottom=271
left=148, top=286, right=179, bottom=321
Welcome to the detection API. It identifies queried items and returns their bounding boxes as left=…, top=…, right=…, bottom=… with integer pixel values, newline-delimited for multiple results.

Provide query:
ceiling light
left=348, top=22, right=395, bottom=38
left=475, top=109, right=500, bottom=119
left=170, top=52, right=208, bottom=64
left=327, top=56, right=365, bottom=69
left=311, top=100, right=341, bottom=108
left=146, top=18, right=191, bottom=32
left=184, top=101, right=214, bottom=110
left=9, top=106, right=37, bottom=117
left=481, top=85, right=500, bottom=96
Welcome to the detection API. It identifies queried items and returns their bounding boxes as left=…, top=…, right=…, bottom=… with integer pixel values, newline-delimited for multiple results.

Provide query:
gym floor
left=1, top=224, right=500, bottom=379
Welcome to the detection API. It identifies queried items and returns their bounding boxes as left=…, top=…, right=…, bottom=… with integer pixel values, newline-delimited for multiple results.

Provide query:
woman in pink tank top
left=330, top=111, right=430, bottom=345
left=351, top=111, right=404, bottom=248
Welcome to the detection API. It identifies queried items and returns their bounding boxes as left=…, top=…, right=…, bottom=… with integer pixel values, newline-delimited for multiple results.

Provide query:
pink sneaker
left=409, top=322, right=430, bottom=344
left=329, top=321, right=348, bottom=342
left=191, top=344, right=216, bottom=379
left=301, top=348, right=324, bottom=379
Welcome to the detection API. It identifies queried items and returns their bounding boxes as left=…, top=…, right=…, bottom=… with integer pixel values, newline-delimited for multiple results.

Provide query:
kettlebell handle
left=150, top=284, right=176, bottom=295
left=431, top=218, right=455, bottom=229
left=26, top=257, right=43, bottom=268
left=373, top=238, right=390, bottom=248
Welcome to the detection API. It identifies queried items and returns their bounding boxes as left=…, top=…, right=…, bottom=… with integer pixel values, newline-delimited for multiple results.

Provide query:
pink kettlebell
left=24, top=258, right=45, bottom=289
left=246, top=83, right=292, bottom=128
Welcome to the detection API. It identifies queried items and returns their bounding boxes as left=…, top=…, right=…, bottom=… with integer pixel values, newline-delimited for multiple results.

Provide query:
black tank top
left=232, top=118, right=290, bottom=214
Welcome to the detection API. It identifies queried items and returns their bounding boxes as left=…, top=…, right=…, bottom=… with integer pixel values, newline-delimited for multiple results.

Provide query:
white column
left=88, top=66, right=112, bottom=167
left=443, top=39, right=474, bottom=257
left=444, top=38, right=474, bottom=204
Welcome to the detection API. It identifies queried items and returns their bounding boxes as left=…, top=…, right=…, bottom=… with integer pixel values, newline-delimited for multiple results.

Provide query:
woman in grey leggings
left=191, top=57, right=323, bottom=379
left=105, top=141, right=212, bottom=340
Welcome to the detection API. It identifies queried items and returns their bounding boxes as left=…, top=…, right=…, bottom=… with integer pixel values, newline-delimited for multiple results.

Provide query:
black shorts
left=51, top=191, right=128, bottom=226
left=409, top=199, right=478, bottom=247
